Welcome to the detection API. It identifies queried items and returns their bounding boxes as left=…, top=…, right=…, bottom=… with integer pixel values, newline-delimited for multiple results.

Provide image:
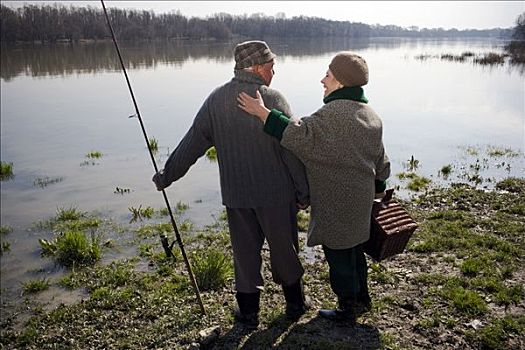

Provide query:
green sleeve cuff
left=263, top=109, right=290, bottom=140
left=375, top=180, right=387, bottom=193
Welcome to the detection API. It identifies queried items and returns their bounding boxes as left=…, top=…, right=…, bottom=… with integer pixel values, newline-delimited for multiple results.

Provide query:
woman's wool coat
left=282, top=99, right=391, bottom=249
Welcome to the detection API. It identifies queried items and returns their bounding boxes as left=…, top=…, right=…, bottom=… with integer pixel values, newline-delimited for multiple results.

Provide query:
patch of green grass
left=1, top=225, right=13, bottom=235
left=379, top=332, right=402, bottom=350
left=205, top=146, right=217, bottom=161
left=0, top=161, right=14, bottom=181
left=415, top=316, right=440, bottom=330
left=138, top=243, right=155, bottom=257
left=465, top=146, right=479, bottom=156
left=460, top=257, right=485, bottom=277
left=90, top=286, right=137, bottom=310
left=86, top=151, right=103, bottom=159
left=297, top=209, right=310, bottom=232
left=487, top=146, right=520, bottom=158
left=96, top=261, right=135, bottom=288
left=17, top=320, right=39, bottom=346
left=136, top=222, right=172, bottom=238
left=56, top=206, right=85, bottom=222
left=128, top=205, right=154, bottom=223
left=396, top=171, right=417, bottom=180
left=413, top=273, right=448, bottom=286
left=475, top=315, right=525, bottom=350
left=441, top=285, right=488, bottom=316
left=35, top=208, right=99, bottom=231
left=496, top=177, right=525, bottom=194
left=439, top=164, right=453, bottom=179
left=470, top=276, right=503, bottom=294
left=1, top=241, right=11, bottom=255
left=371, top=295, right=397, bottom=313
left=179, top=219, right=193, bottom=232
left=404, top=155, right=420, bottom=172
left=396, top=171, right=431, bottom=191
left=176, top=201, right=189, bottom=212
left=427, top=210, right=474, bottom=224
left=58, top=273, right=83, bottom=290
left=369, top=263, right=396, bottom=284
left=493, top=284, right=524, bottom=307
left=156, top=263, right=175, bottom=277
left=148, top=138, right=158, bottom=153
left=407, top=175, right=431, bottom=191
left=39, top=230, right=102, bottom=268
left=409, top=219, right=473, bottom=253
left=22, top=278, right=51, bottom=294
left=191, top=248, right=233, bottom=291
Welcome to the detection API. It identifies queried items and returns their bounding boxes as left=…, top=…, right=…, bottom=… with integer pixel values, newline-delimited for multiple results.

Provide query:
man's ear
left=252, top=64, right=262, bottom=75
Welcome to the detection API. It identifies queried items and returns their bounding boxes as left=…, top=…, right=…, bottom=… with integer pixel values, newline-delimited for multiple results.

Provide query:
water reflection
left=3, top=37, right=517, bottom=81
left=1, top=37, right=379, bottom=80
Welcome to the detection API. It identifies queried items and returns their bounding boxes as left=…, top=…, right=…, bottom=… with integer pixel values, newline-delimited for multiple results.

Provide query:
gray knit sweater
left=282, top=99, right=391, bottom=249
left=157, top=70, right=309, bottom=208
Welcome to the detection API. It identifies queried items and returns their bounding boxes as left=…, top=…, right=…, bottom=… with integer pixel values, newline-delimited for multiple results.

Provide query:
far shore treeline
left=0, top=4, right=516, bottom=44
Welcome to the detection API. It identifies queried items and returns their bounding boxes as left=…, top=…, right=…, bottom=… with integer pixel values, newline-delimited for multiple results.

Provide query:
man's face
left=255, top=60, right=275, bottom=86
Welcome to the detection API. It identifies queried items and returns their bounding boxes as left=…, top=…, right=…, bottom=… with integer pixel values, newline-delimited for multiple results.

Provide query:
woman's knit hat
left=329, top=52, right=369, bottom=87
left=234, top=40, right=276, bottom=70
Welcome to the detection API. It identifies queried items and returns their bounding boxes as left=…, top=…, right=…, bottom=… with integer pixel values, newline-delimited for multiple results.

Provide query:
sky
left=3, top=1, right=524, bottom=30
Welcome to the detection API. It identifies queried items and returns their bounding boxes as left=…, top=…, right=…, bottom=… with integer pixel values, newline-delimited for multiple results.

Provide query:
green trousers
left=322, top=244, right=369, bottom=303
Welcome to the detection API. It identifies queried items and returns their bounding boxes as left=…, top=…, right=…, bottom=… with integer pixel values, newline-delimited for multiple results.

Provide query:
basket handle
left=382, top=188, right=394, bottom=203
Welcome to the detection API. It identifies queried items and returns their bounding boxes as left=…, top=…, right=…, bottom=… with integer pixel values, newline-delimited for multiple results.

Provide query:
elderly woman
left=237, top=52, right=391, bottom=323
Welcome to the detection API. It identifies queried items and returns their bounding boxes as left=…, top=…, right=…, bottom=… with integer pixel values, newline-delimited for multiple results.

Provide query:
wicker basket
left=363, top=189, right=418, bottom=262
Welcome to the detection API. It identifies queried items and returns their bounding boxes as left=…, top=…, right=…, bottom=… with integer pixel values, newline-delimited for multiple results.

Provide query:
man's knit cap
left=329, top=52, right=369, bottom=87
left=234, top=40, right=276, bottom=70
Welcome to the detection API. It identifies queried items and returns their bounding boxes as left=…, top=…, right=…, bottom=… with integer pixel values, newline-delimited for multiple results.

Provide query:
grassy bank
left=1, top=178, right=524, bottom=349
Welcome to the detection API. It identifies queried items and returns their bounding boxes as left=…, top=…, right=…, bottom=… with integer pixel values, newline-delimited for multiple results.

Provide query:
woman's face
left=321, top=69, right=343, bottom=97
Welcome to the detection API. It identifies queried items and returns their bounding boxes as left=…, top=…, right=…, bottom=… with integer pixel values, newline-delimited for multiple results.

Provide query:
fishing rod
left=100, top=0, right=206, bottom=315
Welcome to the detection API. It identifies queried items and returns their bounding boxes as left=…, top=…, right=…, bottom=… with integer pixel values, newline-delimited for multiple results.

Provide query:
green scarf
left=323, top=86, right=368, bottom=104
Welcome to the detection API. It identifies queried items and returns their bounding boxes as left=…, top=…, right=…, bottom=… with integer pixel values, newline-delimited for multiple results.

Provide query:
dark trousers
left=227, top=202, right=304, bottom=293
left=322, top=244, right=369, bottom=303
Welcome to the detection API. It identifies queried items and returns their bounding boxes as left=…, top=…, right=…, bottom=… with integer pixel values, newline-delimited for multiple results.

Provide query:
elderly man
left=152, top=40, right=309, bottom=329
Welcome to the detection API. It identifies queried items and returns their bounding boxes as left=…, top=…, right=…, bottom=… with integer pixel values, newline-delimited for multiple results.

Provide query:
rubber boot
left=234, top=291, right=260, bottom=330
left=282, top=280, right=310, bottom=320
left=355, top=291, right=372, bottom=316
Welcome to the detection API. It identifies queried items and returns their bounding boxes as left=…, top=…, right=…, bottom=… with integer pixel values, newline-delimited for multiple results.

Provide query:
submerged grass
left=128, top=205, right=154, bottom=223
left=22, top=278, right=51, bottom=294
left=205, top=146, right=217, bottom=161
left=0, top=225, right=13, bottom=235
left=0, top=161, right=14, bottom=180
left=39, top=230, right=102, bottom=267
left=35, top=207, right=106, bottom=268
left=33, top=176, right=64, bottom=188
left=1, top=177, right=524, bottom=349
left=148, top=138, right=159, bottom=153
left=86, top=151, right=103, bottom=159
left=416, top=51, right=513, bottom=66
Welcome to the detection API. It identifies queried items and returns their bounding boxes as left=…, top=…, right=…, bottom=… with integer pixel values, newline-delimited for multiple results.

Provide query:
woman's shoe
left=318, top=307, right=356, bottom=324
